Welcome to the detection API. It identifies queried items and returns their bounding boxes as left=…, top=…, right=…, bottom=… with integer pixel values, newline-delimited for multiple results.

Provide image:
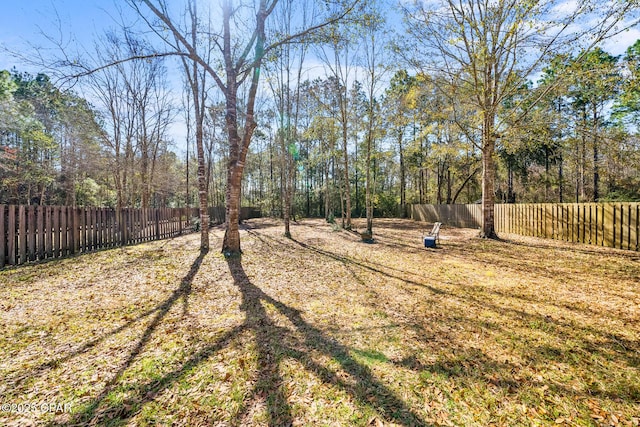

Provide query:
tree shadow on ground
left=290, top=237, right=446, bottom=296
left=51, top=249, right=210, bottom=426
left=282, top=227, right=640, bottom=403
left=49, top=250, right=427, bottom=426
left=225, top=257, right=428, bottom=426
left=245, top=220, right=448, bottom=297
left=241, top=218, right=285, bottom=231
left=495, top=233, right=640, bottom=260
left=40, top=219, right=639, bottom=425
left=4, top=242, right=208, bottom=394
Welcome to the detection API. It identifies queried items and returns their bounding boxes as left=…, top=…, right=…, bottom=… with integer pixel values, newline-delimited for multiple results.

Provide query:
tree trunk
left=141, top=142, right=150, bottom=209
left=558, top=153, right=564, bottom=203
left=481, top=117, right=497, bottom=238
left=398, top=133, right=406, bottom=216
left=507, top=158, right=515, bottom=203
left=446, top=168, right=452, bottom=204
left=219, top=0, right=262, bottom=256
left=223, top=166, right=242, bottom=254
left=451, top=167, right=478, bottom=204
left=324, top=157, right=330, bottom=220
left=354, top=136, right=360, bottom=217
left=341, top=119, right=351, bottom=229
left=196, top=112, right=209, bottom=251
left=437, top=166, right=442, bottom=204
left=283, top=150, right=292, bottom=238
left=180, top=0, right=209, bottom=251
left=593, top=104, right=599, bottom=202
left=365, top=127, right=373, bottom=235
left=544, top=146, right=550, bottom=202
left=580, top=106, right=587, bottom=200
left=575, top=139, right=580, bottom=203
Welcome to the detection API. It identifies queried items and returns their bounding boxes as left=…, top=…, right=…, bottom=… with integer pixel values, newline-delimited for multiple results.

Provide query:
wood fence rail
left=0, top=205, right=262, bottom=269
left=411, top=203, right=640, bottom=251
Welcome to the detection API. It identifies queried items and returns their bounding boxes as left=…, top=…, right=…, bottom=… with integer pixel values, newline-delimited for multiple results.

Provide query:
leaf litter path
left=1, top=218, right=639, bottom=426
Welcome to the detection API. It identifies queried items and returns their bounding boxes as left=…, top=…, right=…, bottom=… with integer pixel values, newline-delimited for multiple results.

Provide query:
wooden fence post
left=118, top=208, right=124, bottom=246
left=0, top=205, right=5, bottom=268
left=18, top=205, right=26, bottom=264
left=7, top=206, right=15, bottom=265
left=636, top=203, right=640, bottom=251
left=613, top=204, right=618, bottom=249
left=27, top=206, right=36, bottom=261
left=627, top=205, right=632, bottom=250
left=36, top=206, right=43, bottom=260
left=155, top=209, right=160, bottom=240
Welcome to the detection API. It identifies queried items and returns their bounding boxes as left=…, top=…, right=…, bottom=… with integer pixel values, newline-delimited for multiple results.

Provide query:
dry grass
left=0, top=218, right=639, bottom=427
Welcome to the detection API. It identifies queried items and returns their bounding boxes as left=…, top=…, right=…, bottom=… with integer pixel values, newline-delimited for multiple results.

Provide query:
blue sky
left=0, top=1, right=128, bottom=72
left=0, top=1, right=190, bottom=149
left=3, top=1, right=640, bottom=73
left=2, top=1, right=640, bottom=152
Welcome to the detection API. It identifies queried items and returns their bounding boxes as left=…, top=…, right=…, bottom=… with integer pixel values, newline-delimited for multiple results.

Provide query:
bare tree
left=316, top=27, right=359, bottom=229
left=85, top=30, right=172, bottom=210
left=87, top=33, right=135, bottom=210
left=177, top=1, right=212, bottom=251
left=264, top=0, right=312, bottom=238
left=360, top=11, right=387, bottom=237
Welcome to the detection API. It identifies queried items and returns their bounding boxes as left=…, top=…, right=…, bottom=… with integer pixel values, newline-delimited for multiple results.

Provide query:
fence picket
left=27, top=206, right=36, bottom=261
left=627, top=205, right=632, bottom=251
left=18, top=205, right=27, bottom=264
left=8, top=206, right=15, bottom=265
left=53, top=207, right=60, bottom=258
left=620, top=204, right=625, bottom=250
left=612, top=204, right=617, bottom=248
left=37, top=206, right=44, bottom=260
left=589, top=203, right=595, bottom=245
left=636, top=204, right=640, bottom=251
left=0, top=205, right=5, bottom=268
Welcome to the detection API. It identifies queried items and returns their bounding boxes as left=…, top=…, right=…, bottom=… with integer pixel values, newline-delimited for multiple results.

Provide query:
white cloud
left=550, top=0, right=579, bottom=17
left=601, top=27, right=640, bottom=56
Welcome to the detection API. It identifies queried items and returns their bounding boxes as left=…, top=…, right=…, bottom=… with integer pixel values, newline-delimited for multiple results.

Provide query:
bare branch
left=139, top=0, right=227, bottom=92
left=64, top=52, right=185, bottom=80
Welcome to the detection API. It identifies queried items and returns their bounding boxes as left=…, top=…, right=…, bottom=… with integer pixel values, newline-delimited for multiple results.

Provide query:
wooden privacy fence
left=411, top=204, right=482, bottom=229
left=411, top=203, right=640, bottom=251
left=0, top=205, right=262, bottom=269
left=0, top=206, right=200, bottom=268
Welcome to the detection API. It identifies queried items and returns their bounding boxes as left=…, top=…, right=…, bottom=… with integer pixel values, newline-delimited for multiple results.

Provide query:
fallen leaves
left=0, top=218, right=639, bottom=426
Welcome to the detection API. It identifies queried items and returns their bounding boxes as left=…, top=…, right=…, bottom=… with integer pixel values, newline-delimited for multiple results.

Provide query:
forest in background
left=2, top=1, right=640, bottom=222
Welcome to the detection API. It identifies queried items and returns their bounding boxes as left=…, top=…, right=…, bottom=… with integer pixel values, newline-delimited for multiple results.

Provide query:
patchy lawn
left=1, top=218, right=639, bottom=427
